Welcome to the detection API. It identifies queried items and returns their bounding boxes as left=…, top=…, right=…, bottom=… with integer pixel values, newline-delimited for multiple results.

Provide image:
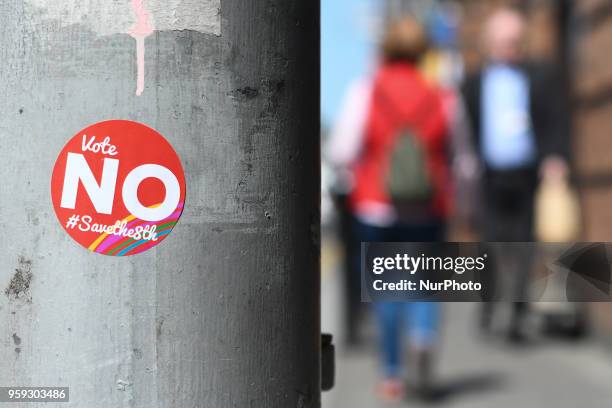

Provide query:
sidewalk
left=322, top=234, right=612, bottom=408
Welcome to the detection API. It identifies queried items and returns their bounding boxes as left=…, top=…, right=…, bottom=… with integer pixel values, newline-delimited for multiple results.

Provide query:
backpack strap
left=374, top=85, right=438, bottom=132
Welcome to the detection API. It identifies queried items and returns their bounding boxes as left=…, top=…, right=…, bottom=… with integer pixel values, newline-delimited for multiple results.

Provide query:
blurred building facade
left=570, top=0, right=612, bottom=343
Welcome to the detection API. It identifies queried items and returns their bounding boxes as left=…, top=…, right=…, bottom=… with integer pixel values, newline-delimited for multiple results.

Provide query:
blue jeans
left=354, top=218, right=444, bottom=378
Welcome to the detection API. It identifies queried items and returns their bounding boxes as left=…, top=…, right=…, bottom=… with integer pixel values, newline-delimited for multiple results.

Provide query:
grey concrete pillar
left=0, top=1, right=320, bottom=407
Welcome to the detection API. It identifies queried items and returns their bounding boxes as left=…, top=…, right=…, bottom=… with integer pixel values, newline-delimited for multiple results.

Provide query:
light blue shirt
left=481, top=64, right=536, bottom=170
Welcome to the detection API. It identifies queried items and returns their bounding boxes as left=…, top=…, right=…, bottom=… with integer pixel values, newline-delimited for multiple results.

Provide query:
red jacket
left=350, top=62, right=451, bottom=219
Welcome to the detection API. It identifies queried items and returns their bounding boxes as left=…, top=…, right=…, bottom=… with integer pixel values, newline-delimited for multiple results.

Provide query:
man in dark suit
left=462, top=7, right=570, bottom=341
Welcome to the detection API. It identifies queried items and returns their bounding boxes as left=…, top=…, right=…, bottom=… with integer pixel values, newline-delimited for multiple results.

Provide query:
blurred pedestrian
left=461, top=7, right=570, bottom=341
left=327, top=76, right=373, bottom=347
left=347, top=16, right=450, bottom=402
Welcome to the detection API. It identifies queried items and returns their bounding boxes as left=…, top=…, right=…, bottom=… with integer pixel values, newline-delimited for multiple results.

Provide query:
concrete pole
left=0, top=1, right=320, bottom=407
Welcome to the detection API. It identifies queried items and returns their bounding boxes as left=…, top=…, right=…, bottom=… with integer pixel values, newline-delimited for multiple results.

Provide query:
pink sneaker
left=377, top=378, right=404, bottom=403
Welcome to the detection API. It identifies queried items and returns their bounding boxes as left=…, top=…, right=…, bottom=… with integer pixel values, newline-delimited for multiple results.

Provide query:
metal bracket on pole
left=321, top=333, right=335, bottom=391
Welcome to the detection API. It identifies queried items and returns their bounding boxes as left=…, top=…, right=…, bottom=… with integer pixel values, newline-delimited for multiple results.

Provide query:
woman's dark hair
left=381, top=16, right=430, bottom=63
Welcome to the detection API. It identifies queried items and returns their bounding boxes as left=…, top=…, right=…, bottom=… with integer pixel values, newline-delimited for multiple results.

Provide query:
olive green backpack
left=386, top=128, right=434, bottom=205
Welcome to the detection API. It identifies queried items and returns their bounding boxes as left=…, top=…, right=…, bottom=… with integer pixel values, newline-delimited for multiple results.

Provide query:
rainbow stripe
left=88, top=202, right=183, bottom=256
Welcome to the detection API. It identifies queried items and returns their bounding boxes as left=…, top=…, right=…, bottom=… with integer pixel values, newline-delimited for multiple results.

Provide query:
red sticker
left=51, top=120, right=186, bottom=256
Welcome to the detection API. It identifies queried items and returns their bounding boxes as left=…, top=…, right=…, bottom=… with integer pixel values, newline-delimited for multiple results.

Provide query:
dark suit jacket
left=462, top=63, right=570, bottom=169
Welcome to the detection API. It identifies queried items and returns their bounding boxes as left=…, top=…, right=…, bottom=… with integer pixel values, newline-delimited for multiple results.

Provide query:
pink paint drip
left=129, top=0, right=154, bottom=96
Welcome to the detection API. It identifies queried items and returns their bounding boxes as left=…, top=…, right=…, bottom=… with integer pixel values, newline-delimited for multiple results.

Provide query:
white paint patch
left=25, top=0, right=221, bottom=36
left=148, top=0, right=221, bottom=36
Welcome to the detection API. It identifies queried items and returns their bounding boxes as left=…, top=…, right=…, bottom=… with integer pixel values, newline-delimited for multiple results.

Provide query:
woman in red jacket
left=350, top=17, right=450, bottom=401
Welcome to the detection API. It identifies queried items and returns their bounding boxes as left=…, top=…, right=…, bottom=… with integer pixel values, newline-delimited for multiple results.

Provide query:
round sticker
left=51, top=120, right=186, bottom=256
